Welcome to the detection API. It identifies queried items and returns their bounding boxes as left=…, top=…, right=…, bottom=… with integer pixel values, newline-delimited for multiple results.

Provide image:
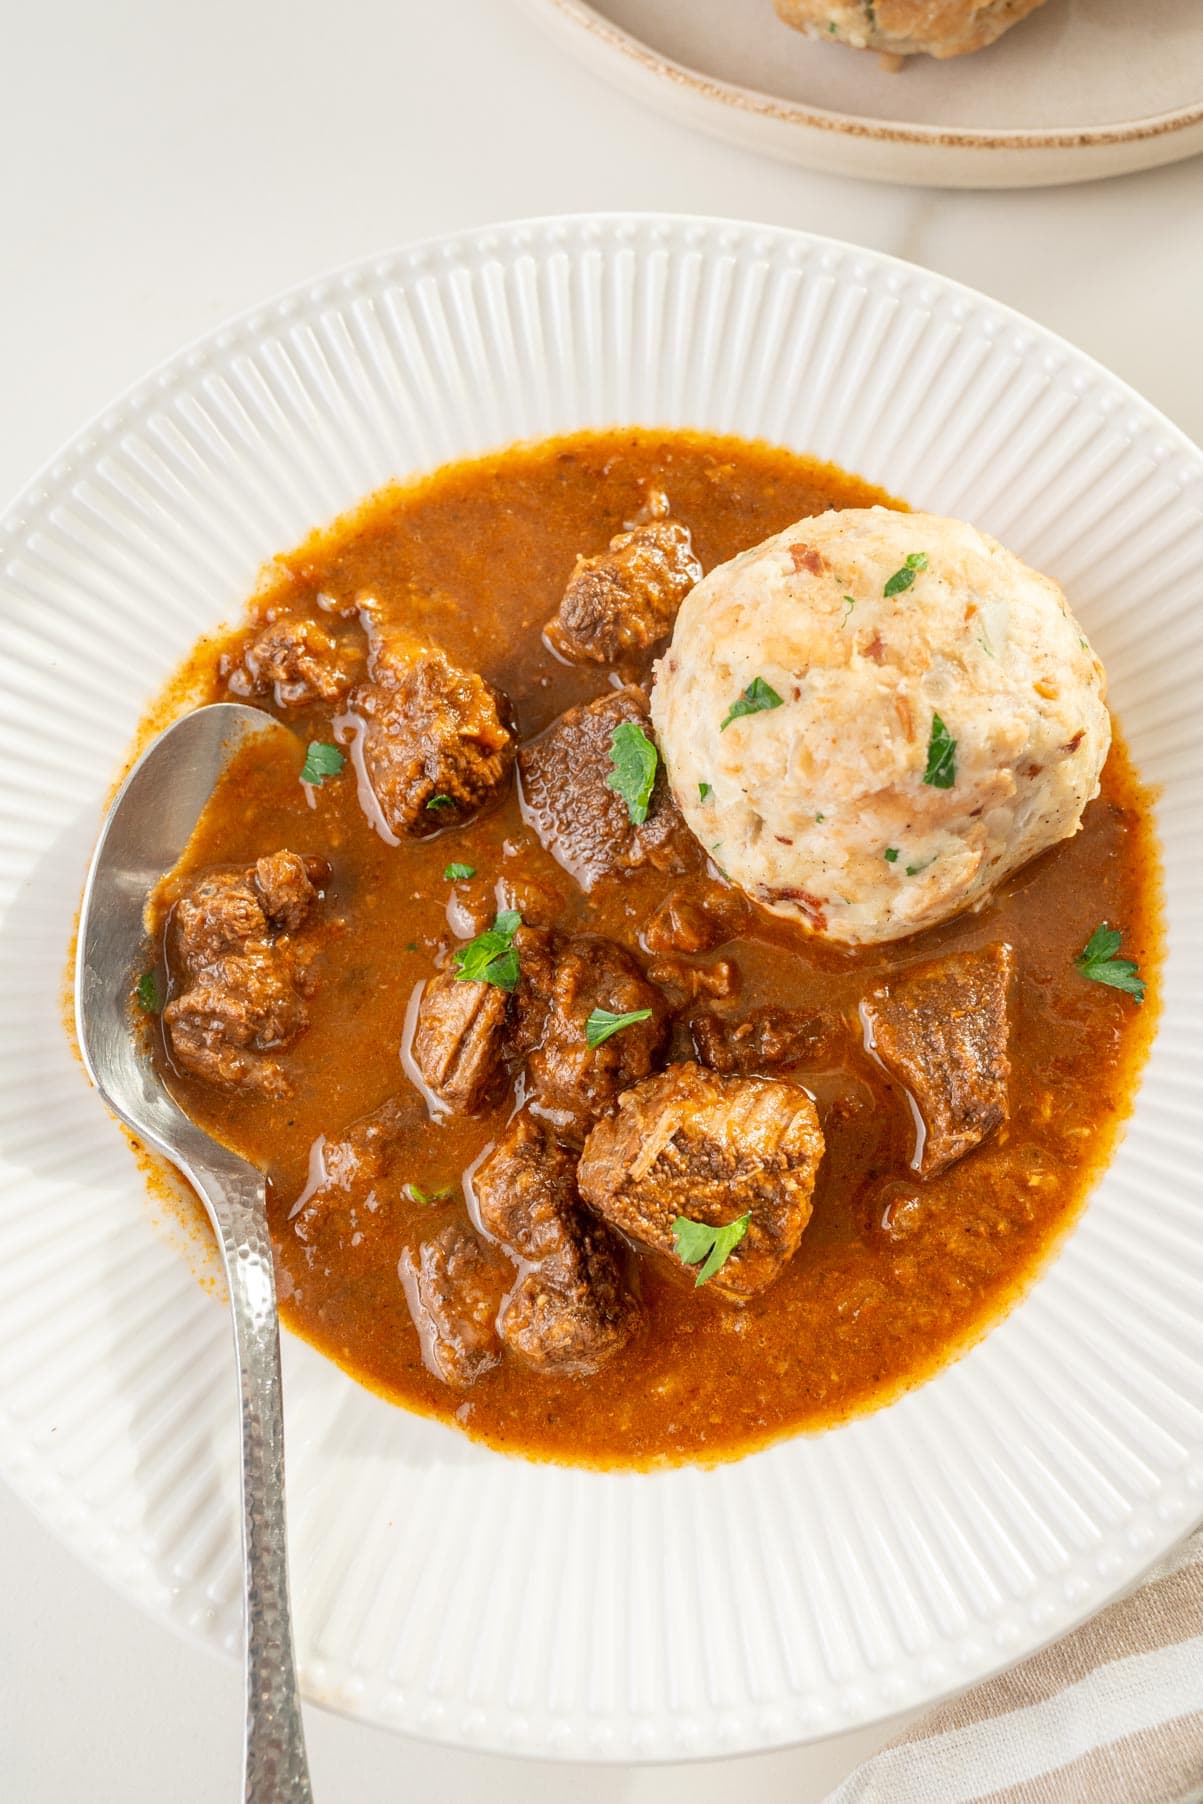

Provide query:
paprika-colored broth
left=143, top=429, right=1161, bottom=1467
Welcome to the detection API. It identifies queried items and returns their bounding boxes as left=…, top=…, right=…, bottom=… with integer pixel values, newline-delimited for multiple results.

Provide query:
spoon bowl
left=76, top=702, right=281, bottom=1161
left=75, top=701, right=315, bottom=1804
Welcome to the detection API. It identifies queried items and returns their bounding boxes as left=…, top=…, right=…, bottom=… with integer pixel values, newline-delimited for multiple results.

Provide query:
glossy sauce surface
left=145, top=430, right=1161, bottom=1467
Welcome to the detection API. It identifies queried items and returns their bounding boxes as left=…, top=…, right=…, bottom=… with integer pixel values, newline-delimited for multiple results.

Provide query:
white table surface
left=2, top=3, right=1200, bottom=1799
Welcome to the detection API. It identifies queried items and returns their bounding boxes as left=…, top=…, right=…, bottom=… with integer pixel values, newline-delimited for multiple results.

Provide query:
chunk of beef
left=522, top=934, right=670, bottom=1145
left=444, top=871, right=568, bottom=944
left=473, top=1111, right=638, bottom=1375
left=578, top=1062, right=825, bottom=1302
left=691, top=1005, right=834, bottom=1076
left=319, top=1096, right=407, bottom=1190
left=290, top=1096, right=411, bottom=1271
left=545, top=518, right=702, bottom=665
left=861, top=943, right=1014, bottom=1178
left=171, top=855, right=325, bottom=969
left=351, top=631, right=515, bottom=838
left=171, top=871, right=270, bottom=969
left=643, top=880, right=750, bottom=954
left=474, top=1109, right=581, bottom=1259
left=399, top=1223, right=510, bottom=1390
left=405, top=921, right=668, bottom=1138
left=225, top=613, right=361, bottom=707
left=254, top=850, right=328, bottom=933
left=501, top=1248, right=634, bottom=1378
left=163, top=965, right=306, bottom=1098
left=518, top=688, right=700, bottom=891
left=646, top=956, right=739, bottom=1008
left=410, top=970, right=508, bottom=1113
left=509, top=924, right=560, bottom=1056
left=163, top=851, right=326, bottom=1096
left=494, top=870, right=569, bottom=931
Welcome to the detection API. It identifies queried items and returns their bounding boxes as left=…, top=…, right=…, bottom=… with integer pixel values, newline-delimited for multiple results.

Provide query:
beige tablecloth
left=828, top=1530, right=1203, bottom=1804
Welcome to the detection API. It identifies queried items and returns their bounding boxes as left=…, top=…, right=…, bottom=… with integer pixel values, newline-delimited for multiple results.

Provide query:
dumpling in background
left=773, top=0, right=1049, bottom=60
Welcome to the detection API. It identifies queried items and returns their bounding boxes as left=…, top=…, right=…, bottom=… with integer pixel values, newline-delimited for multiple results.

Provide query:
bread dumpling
left=650, top=507, right=1109, bottom=947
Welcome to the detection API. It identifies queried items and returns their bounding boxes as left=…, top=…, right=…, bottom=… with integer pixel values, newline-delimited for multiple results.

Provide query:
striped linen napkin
left=827, top=1529, right=1203, bottom=1804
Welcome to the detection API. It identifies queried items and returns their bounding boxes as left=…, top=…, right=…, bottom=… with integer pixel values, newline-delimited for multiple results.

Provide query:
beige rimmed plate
left=519, top=0, right=1203, bottom=188
left=1, top=215, right=1202, bottom=1762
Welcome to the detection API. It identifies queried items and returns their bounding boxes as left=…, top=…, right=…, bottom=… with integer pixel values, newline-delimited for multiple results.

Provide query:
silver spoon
left=75, top=702, right=314, bottom=1804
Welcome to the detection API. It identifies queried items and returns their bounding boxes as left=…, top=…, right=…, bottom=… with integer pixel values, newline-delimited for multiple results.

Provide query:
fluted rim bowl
left=1, top=215, right=1201, bottom=1763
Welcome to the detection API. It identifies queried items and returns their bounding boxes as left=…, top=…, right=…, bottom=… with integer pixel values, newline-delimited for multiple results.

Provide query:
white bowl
left=1, top=215, right=1201, bottom=1762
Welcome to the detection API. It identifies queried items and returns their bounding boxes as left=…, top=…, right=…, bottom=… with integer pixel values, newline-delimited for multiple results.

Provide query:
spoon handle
left=200, top=1161, right=315, bottom=1804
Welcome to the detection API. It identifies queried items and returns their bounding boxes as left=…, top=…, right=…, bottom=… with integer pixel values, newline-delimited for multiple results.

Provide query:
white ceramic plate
left=519, top=0, right=1203, bottom=188
left=2, top=215, right=1202, bottom=1763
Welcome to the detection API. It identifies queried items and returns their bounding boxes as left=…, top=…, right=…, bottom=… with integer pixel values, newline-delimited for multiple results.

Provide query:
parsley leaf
left=606, top=720, right=659, bottom=826
left=452, top=910, right=522, bottom=991
left=426, top=794, right=455, bottom=811
left=671, top=1212, right=753, bottom=1287
left=720, top=676, right=784, bottom=732
left=405, top=1182, right=455, bottom=1205
left=300, top=741, right=345, bottom=786
left=699, top=781, right=712, bottom=803
left=135, top=970, right=162, bottom=1014
left=906, top=856, right=935, bottom=877
left=584, top=1007, right=654, bottom=1050
left=1075, top=922, right=1146, bottom=1003
left=883, top=551, right=929, bottom=598
left=444, top=862, right=475, bottom=881
left=841, top=595, right=856, bottom=627
left=923, top=713, right=957, bottom=789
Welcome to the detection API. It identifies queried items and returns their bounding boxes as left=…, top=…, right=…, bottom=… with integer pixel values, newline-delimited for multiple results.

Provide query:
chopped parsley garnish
left=720, top=676, right=784, bottom=732
left=671, top=1212, right=753, bottom=1287
left=699, top=781, right=713, bottom=803
left=840, top=595, right=856, bottom=627
left=1074, top=923, right=1146, bottom=1004
left=444, top=862, right=475, bottom=881
left=883, top=551, right=928, bottom=598
left=884, top=847, right=899, bottom=863
left=815, top=813, right=825, bottom=823
left=607, top=720, right=659, bottom=826
left=923, top=713, right=957, bottom=789
left=135, top=970, right=162, bottom=1014
left=452, top=909, right=522, bottom=991
left=426, top=794, right=455, bottom=811
left=300, top=741, right=345, bottom=786
left=906, top=856, right=935, bottom=877
left=585, top=1007, right=654, bottom=1050
left=405, top=1182, right=455, bottom=1205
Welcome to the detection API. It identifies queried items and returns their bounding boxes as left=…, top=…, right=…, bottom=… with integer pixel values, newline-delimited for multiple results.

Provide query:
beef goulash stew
left=131, top=429, right=1160, bottom=1467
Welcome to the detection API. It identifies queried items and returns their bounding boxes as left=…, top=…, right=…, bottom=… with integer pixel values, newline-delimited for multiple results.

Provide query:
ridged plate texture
left=1, top=216, right=1201, bottom=1761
